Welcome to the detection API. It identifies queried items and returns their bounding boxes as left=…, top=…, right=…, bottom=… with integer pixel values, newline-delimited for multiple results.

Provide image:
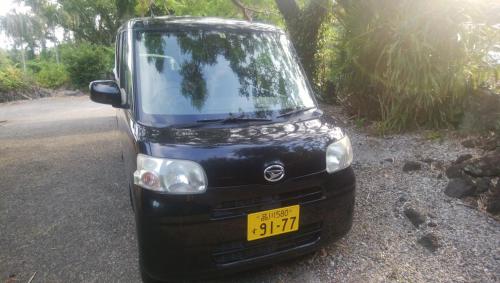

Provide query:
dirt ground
left=1, top=97, right=498, bottom=282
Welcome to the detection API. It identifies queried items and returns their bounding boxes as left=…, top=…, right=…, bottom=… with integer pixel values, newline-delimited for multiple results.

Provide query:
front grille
left=212, top=222, right=322, bottom=265
left=212, top=187, right=324, bottom=219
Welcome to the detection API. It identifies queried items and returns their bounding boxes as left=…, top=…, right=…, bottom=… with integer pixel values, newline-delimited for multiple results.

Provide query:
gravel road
left=0, top=97, right=139, bottom=282
left=1, top=97, right=499, bottom=283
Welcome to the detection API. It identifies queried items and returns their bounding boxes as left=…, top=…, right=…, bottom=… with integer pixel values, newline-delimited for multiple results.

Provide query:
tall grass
left=332, top=0, right=499, bottom=133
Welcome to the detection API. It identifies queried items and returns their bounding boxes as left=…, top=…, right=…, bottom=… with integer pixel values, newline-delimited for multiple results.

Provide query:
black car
left=89, top=16, right=355, bottom=282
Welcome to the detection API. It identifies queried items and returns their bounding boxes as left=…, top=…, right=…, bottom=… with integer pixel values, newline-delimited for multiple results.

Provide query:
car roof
left=119, top=16, right=283, bottom=33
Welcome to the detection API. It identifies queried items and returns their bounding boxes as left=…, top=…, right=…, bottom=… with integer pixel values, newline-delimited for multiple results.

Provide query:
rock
left=403, top=207, right=426, bottom=227
left=446, top=164, right=465, bottom=179
left=398, top=195, right=409, bottom=203
left=482, top=137, right=499, bottom=152
left=64, top=90, right=83, bottom=96
left=463, top=153, right=500, bottom=177
left=460, top=89, right=500, bottom=133
left=462, top=139, right=477, bottom=148
left=384, top=157, right=395, bottom=163
left=418, top=233, right=440, bottom=252
left=403, top=161, right=422, bottom=172
left=485, top=182, right=500, bottom=215
left=454, top=154, right=473, bottom=164
left=444, top=178, right=476, bottom=198
left=36, top=88, right=52, bottom=98
left=475, top=178, right=493, bottom=194
left=427, top=222, right=438, bottom=227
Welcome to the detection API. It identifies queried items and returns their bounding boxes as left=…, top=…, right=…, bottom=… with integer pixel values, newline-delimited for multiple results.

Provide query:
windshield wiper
left=170, top=116, right=272, bottom=129
left=276, top=106, right=317, bottom=118
left=197, top=117, right=272, bottom=123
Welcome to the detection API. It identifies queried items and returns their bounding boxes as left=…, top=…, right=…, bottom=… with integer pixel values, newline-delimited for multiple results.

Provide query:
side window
left=119, top=32, right=127, bottom=89
left=119, top=31, right=133, bottom=108
left=115, top=34, right=121, bottom=80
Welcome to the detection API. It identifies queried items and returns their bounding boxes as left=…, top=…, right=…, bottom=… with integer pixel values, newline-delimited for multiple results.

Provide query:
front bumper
left=134, top=167, right=355, bottom=281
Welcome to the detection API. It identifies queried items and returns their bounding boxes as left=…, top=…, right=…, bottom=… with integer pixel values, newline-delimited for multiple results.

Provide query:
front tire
left=129, top=183, right=135, bottom=212
left=140, top=262, right=163, bottom=283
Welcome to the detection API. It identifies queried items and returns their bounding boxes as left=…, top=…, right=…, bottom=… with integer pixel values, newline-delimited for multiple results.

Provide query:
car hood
left=137, top=116, right=346, bottom=187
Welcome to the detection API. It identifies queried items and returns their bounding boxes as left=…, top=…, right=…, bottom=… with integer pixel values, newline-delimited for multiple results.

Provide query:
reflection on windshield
left=135, top=29, right=315, bottom=119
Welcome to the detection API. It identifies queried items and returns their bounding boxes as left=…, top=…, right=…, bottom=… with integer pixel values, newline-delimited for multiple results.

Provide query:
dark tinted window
left=115, top=34, right=120, bottom=79
left=119, top=32, right=127, bottom=88
left=134, top=30, right=315, bottom=123
left=119, top=32, right=133, bottom=107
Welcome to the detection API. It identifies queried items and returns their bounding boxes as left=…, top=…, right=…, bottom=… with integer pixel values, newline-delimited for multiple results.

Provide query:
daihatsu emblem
left=264, top=165, right=285, bottom=182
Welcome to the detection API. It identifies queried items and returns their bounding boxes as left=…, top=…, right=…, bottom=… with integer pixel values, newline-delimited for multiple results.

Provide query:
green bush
left=314, top=15, right=338, bottom=97
left=0, top=50, right=30, bottom=101
left=61, top=43, right=114, bottom=88
left=332, top=0, right=498, bottom=133
left=0, top=50, right=12, bottom=67
left=0, top=65, right=29, bottom=93
left=35, top=63, right=69, bottom=88
left=29, top=61, right=69, bottom=88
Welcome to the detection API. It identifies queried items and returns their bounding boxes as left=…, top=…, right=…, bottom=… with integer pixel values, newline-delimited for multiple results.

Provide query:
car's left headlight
left=326, top=135, right=353, bottom=173
left=133, top=154, right=207, bottom=194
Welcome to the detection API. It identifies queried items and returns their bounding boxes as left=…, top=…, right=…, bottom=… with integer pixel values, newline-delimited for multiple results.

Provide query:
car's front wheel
left=129, top=183, right=135, bottom=212
left=139, top=261, right=163, bottom=283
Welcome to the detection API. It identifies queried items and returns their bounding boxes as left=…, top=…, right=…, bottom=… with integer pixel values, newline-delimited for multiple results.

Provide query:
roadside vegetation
left=333, top=0, right=499, bottom=132
left=0, top=0, right=498, bottom=133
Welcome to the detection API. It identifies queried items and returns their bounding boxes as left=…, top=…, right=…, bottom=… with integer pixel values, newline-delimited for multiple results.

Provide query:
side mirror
left=89, top=80, right=122, bottom=107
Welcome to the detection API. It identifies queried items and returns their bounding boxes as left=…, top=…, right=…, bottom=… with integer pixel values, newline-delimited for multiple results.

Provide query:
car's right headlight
left=133, top=154, right=207, bottom=194
left=326, top=135, right=353, bottom=173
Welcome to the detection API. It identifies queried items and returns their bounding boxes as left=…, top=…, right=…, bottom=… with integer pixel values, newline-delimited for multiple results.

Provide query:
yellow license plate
left=247, top=205, right=300, bottom=241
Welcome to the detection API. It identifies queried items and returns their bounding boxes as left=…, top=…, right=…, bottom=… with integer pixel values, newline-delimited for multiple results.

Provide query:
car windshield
left=134, top=29, right=315, bottom=125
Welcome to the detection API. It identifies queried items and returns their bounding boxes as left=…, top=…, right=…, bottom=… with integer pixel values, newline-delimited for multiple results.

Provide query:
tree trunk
left=231, top=0, right=252, bottom=21
left=52, top=27, right=61, bottom=64
left=54, top=43, right=60, bottom=64
left=41, top=38, right=47, bottom=57
left=275, top=0, right=330, bottom=86
left=275, top=0, right=300, bottom=24
left=20, top=43, right=27, bottom=74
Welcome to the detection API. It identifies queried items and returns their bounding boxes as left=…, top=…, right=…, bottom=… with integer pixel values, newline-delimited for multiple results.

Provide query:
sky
left=0, top=0, right=24, bottom=16
left=0, top=0, right=31, bottom=49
